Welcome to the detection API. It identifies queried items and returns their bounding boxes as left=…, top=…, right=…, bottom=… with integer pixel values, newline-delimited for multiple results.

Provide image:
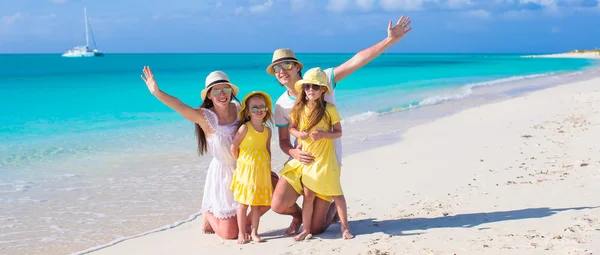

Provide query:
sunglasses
left=272, top=61, right=294, bottom=73
left=302, top=84, right=323, bottom=91
left=250, top=106, right=269, bottom=114
left=210, top=86, right=233, bottom=97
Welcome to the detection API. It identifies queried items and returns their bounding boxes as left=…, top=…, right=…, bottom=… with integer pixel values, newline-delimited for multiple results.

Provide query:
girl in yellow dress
left=230, top=91, right=273, bottom=244
left=281, top=67, right=353, bottom=241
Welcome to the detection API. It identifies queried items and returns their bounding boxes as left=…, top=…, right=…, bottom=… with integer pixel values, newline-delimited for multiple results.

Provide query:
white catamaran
left=62, top=7, right=103, bottom=57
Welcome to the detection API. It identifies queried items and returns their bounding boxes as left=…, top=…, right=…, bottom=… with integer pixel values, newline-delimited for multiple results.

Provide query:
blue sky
left=1, top=0, right=599, bottom=53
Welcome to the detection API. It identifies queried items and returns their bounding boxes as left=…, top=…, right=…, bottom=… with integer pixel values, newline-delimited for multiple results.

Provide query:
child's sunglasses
left=250, top=106, right=269, bottom=114
left=302, top=84, right=322, bottom=91
left=272, top=62, right=294, bottom=73
left=210, top=86, right=233, bottom=97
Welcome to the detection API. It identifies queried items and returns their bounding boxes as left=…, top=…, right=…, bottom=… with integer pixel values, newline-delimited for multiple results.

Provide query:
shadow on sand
left=263, top=206, right=598, bottom=240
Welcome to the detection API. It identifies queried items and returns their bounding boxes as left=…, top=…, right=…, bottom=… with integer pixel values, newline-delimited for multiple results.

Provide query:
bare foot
left=251, top=233, right=265, bottom=243
left=294, top=231, right=312, bottom=241
left=284, top=217, right=302, bottom=236
left=342, top=229, right=354, bottom=240
left=202, top=215, right=215, bottom=234
left=237, top=235, right=248, bottom=244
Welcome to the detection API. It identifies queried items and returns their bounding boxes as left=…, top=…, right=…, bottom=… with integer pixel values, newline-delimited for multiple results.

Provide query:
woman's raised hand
left=141, top=66, right=159, bottom=94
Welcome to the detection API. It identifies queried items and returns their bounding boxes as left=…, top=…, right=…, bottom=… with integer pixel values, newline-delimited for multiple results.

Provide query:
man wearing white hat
left=267, top=16, right=413, bottom=236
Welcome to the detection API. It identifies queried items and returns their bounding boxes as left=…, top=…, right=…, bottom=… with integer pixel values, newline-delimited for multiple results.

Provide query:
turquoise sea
left=0, top=53, right=598, bottom=254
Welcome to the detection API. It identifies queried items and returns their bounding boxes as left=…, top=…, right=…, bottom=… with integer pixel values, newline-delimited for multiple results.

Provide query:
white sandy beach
left=82, top=76, right=600, bottom=255
left=525, top=52, right=600, bottom=59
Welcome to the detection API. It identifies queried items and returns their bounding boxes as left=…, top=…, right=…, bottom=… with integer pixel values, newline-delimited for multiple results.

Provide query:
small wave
left=14, top=181, right=34, bottom=192
left=563, top=71, right=584, bottom=77
left=340, top=71, right=570, bottom=124
left=341, top=111, right=378, bottom=124
left=418, top=73, right=553, bottom=107
left=61, top=187, right=80, bottom=192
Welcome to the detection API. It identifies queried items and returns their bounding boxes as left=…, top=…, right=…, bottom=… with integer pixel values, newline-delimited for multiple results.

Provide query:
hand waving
left=141, top=66, right=159, bottom=95
left=387, top=15, right=412, bottom=43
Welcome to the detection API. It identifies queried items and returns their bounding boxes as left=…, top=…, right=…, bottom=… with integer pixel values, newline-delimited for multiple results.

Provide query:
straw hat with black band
left=266, top=48, right=304, bottom=76
left=201, top=71, right=239, bottom=100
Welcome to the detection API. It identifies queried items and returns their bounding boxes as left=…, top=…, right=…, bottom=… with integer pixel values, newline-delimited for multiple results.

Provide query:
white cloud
left=493, top=0, right=516, bottom=5
left=355, top=0, right=375, bottom=11
left=327, top=0, right=350, bottom=12
left=312, top=0, right=600, bottom=13
left=519, top=0, right=559, bottom=10
left=233, top=0, right=274, bottom=15
left=466, top=9, right=492, bottom=19
left=379, top=0, right=431, bottom=11
left=295, top=0, right=600, bottom=14
left=249, top=0, right=273, bottom=14
left=500, top=9, right=537, bottom=19
left=2, top=12, right=24, bottom=25
left=515, top=0, right=600, bottom=15
left=519, top=0, right=556, bottom=5
left=290, top=0, right=318, bottom=12
left=447, top=0, right=475, bottom=9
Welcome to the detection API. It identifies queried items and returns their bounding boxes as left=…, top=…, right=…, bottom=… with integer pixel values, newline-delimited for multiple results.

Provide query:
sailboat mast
left=84, top=7, right=89, bottom=48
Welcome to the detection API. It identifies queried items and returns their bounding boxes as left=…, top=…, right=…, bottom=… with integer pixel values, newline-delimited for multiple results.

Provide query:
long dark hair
left=290, top=86, right=330, bottom=132
left=194, top=88, right=240, bottom=156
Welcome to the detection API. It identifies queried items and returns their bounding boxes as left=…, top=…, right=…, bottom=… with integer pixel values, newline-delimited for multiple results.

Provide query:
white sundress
left=200, top=103, right=240, bottom=219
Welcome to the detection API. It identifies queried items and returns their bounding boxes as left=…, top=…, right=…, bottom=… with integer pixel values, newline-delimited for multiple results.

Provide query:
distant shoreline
left=523, top=51, right=600, bottom=59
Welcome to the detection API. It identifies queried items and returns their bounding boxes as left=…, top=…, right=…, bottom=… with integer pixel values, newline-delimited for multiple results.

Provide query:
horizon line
left=0, top=51, right=561, bottom=55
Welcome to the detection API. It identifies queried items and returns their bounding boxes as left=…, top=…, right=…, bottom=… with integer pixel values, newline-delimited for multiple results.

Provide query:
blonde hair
left=237, top=94, right=273, bottom=129
left=290, top=86, right=330, bottom=132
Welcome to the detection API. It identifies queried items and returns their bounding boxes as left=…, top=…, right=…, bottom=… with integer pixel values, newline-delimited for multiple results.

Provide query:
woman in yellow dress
left=281, top=67, right=353, bottom=241
left=230, top=91, right=273, bottom=244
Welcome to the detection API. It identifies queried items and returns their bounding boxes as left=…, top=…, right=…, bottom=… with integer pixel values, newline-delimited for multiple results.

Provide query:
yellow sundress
left=230, top=122, right=272, bottom=206
left=280, top=103, right=342, bottom=198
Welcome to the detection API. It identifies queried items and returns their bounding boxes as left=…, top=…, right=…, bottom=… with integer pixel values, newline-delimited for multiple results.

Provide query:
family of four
left=140, top=16, right=412, bottom=244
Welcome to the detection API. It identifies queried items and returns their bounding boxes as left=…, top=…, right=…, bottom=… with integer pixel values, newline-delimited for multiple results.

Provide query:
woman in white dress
left=141, top=66, right=263, bottom=239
